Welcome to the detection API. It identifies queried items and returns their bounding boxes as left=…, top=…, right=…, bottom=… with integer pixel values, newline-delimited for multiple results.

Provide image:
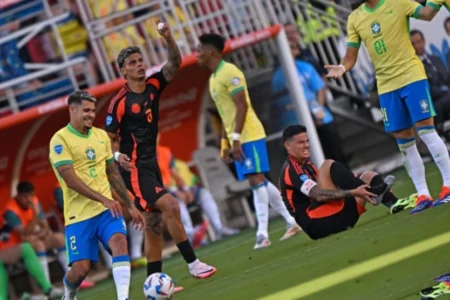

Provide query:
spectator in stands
left=272, top=28, right=349, bottom=168
left=284, top=24, right=327, bottom=79
left=2, top=181, right=94, bottom=289
left=411, top=29, right=450, bottom=141
left=0, top=220, right=64, bottom=299
left=156, top=141, right=208, bottom=248
left=171, top=158, right=240, bottom=240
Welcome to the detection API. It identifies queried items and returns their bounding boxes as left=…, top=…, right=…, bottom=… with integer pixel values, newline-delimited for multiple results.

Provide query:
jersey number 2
left=374, top=40, right=387, bottom=55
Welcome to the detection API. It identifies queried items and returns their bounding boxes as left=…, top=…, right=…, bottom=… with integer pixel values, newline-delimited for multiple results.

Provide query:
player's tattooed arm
left=162, top=34, right=182, bottom=82
left=106, top=163, right=133, bottom=208
left=308, top=185, right=353, bottom=202
left=56, top=164, right=111, bottom=203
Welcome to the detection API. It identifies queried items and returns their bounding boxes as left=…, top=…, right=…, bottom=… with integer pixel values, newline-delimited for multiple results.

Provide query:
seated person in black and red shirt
left=279, top=125, right=403, bottom=240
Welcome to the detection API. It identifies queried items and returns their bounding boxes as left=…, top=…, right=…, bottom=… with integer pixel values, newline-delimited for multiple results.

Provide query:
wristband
left=221, top=138, right=229, bottom=149
left=114, top=151, right=122, bottom=162
left=231, top=132, right=241, bottom=141
left=338, top=64, right=346, bottom=73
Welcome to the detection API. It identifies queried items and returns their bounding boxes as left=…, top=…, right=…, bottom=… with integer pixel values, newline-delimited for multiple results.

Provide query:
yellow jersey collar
left=363, top=0, right=385, bottom=13
left=67, top=123, right=92, bottom=139
left=214, top=60, right=226, bottom=77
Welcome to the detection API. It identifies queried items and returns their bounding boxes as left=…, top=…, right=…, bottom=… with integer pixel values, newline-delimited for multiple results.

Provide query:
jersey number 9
left=146, top=109, right=153, bottom=123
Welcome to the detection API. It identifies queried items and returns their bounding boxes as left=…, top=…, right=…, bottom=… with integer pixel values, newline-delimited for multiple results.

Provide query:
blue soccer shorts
left=379, top=79, right=436, bottom=132
left=65, top=210, right=127, bottom=265
left=234, top=138, right=270, bottom=181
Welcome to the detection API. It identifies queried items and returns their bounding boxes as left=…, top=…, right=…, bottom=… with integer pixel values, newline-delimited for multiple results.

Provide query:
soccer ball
left=143, top=272, right=175, bottom=300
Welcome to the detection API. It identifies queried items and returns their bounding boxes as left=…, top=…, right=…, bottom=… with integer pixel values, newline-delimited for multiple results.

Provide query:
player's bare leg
left=108, top=233, right=131, bottom=300
left=155, top=194, right=216, bottom=279
left=63, top=260, right=91, bottom=300
left=144, top=211, right=184, bottom=293
left=414, top=118, right=450, bottom=208
left=392, top=126, right=433, bottom=213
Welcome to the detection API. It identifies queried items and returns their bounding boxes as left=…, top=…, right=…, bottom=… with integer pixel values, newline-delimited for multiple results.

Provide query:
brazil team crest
left=86, top=147, right=96, bottom=161
left=371, top=21, right=381, bottom=35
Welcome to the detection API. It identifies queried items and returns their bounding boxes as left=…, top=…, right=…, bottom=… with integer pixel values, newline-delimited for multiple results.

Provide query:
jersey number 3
left=146, top=109, right=153, bottom=123
left=374, top=39, right=387, bottom=55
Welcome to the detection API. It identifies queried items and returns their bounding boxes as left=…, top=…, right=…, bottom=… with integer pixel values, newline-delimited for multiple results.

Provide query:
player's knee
left=109, top=233, right=128, bottom=255
left=52, top=232, right=65, bottom=247
left=320, top=159, right=335, bottom=172
left=392, top=127, right=415, bottom=140
left=71, top=262, right=90, bottom=280
left=359, top=171, right=377, bottom=184
left=165, top=198, right=181, bottom=218
left=27, top=237, right=45, bottom=252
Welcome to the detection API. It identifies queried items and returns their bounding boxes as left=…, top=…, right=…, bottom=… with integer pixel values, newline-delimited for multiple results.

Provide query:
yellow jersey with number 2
left=209, top=60, right=266, bottom=144
left=346, top=0, right=427, bottom=94
left=49, top=124, right=113, bottom=225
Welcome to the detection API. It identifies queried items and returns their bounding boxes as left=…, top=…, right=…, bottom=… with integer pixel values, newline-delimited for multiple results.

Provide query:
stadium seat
left=192, top=147, right=255, bottom=229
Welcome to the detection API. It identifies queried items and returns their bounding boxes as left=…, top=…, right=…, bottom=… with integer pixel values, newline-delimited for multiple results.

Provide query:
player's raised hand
left=155, top=19, right=172, bottom=39
left=351, top=184, right=377, bottom=204
left=231, top=140, right=245, bottom=162
left=325, top=64, right=345, bottom=79
left=118, top=153, right=133, bottom=172
left=128, top=205, right=145, bottom=230
left=103, top=199, right=123, bottom=218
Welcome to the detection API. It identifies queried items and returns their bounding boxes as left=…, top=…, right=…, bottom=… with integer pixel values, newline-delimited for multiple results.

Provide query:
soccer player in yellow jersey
left=326, top=0, right=450, bottom=214
left=196, top=33, right=302, bottom=249
left=49, top=91, right=145, bottom=300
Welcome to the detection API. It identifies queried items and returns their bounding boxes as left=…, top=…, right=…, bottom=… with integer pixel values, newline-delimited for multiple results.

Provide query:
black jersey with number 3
left=105, top=71, right=168, bottom=166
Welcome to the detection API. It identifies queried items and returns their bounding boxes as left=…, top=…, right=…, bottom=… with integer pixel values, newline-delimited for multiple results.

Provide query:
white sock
left=112, top=256, right=131, bottom=300
left=56, top=247, right=69, bottom=272
left=178, top=199, right=195, bottom=242
left=397, top=138, right=431, bottom=197
left=99, top=243, right=112, bottom=269
left=37, top=252, right=50, bottom=281
left=198, top=188, right=224, bottom=233
left=418, top=126, right=450, bottom=186
left=188, top=258, right=200, bottom=270
left=63, top=275, right=79, bottom=300
left=265, top=181, right=297, bottom=226
left=128, top=225, right=144, bottom=261
left=252, top=183, right=269, bottom=238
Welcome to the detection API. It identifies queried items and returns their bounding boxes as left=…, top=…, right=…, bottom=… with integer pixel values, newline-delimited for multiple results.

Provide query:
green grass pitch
left=79, top=164, right=450, bottom=300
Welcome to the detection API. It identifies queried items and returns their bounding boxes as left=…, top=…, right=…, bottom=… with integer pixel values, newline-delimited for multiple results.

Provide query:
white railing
left=0, top=0, right=95, bottom=114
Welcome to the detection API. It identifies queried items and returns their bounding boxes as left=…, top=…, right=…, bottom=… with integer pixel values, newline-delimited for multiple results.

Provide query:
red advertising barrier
left=0, top=25, right=280, bottom=212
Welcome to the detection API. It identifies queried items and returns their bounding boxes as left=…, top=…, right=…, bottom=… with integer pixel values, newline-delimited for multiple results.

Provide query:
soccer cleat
left=279, top=224, right=302, bottom=241
left=420, top=282, right=450, bottom=299
left=410, top=195, right=433, bottom=214
left=253, top=235, right=271, bottom=250
left=79, top=280, right=95, bottom=289
left=131, top=257, right=147, bottom=268
left=46, top=287, right=64, bottom=299
left=192, top=220, right=209, bottom=249
left=369, top=175, right=395, bottom=205
left=221, top=227, right=240, bottom=237
left=390, top=193, right=418, bottom=214
left=190, top=261, right=217, bottom=279
left=432, top=186, right=450, bottom=207
left=174, top=286, right=184, bottom=293
left=61, top=296, right=78, bottom=300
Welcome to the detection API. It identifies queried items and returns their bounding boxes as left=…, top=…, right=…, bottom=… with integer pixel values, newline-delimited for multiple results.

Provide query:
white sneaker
left=253, top=235, right=271, bottom=250
left=189, top=261, right=217, bottom=279
left=279, top=224, right=302, bottom=241
left=46, top=287, right=64, bottom=299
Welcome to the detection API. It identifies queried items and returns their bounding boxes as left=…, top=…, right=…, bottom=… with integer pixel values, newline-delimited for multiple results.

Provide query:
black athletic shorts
left=299, top=197, right=365, bottom=240
left=120, top=158, right=167, bottom=212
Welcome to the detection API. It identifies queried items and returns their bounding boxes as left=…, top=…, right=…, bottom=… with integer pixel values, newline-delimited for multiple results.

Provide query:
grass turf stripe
left=260, top=231, right=450, bottom=300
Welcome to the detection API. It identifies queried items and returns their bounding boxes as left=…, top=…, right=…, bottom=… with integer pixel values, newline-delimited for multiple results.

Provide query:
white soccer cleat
left=189, top=261, right=217, bottom=279
left=46, top=287, right=64, bottom=299
left=279, top=224, right=302, bottom=241
left=253, top=235, right=271, bottom=250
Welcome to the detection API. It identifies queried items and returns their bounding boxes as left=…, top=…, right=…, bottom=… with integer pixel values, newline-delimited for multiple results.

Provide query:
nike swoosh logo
left=97, top=140, right=105, bottom=144
left=385, top=10, right=393, bottom=14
